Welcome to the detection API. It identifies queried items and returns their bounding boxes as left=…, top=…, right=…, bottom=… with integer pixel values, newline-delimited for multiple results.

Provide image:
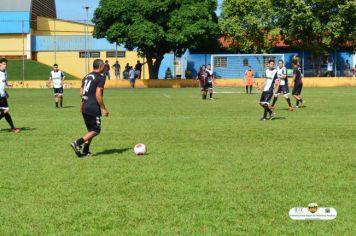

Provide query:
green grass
left=7, top=60, right=79, bottom=81
left=0, top=87, right=355, bottom=235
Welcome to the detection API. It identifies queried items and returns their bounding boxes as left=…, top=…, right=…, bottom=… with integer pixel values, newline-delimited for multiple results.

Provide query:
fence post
left=22, top=19, right=25, bottom=82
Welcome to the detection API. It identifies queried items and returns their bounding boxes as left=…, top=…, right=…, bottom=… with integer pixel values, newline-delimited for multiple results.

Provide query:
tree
left=273, top=0, right=356, bottom=75
left=219, top=0, right=280, bottom=53
left=93, top=0, right=220, bottom=79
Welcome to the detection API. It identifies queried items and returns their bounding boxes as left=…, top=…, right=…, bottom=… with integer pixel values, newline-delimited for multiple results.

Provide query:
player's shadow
left=272, top=117, right=286, bottom=120
left=0, top=127, right=36, bottom=133
left=61, top=106, right=75, bottom=109
left=93, top=148, right=131, bottom=156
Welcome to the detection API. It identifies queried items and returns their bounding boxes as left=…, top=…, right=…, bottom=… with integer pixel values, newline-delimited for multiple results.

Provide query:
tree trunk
left=146, top=54, right=164, bottom=80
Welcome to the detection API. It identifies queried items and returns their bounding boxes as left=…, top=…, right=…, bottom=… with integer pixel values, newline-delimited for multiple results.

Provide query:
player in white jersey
left=206, top=64, right=215, bottom=100
left=0, top=58, right=20, bottom=133
left=48, top=64, right=65, bottom=108
left=258, top=59, right=279, bottom=121
left=270, top=60, right=294, bottom=111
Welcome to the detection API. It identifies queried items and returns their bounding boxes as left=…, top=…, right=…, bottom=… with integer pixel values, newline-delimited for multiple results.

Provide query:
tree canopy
left=93, top=0, right=219, bottom=79
left=220, top=0, right=355, bottom=69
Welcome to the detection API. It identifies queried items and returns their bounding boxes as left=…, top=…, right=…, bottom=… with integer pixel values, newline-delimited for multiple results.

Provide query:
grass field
left=7, top=60, right=79, bottom=81
left=0, top=87, right=355, bottom=235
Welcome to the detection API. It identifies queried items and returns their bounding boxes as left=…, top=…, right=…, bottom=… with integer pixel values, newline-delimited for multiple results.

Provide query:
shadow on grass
left=272, top=117, right=286, bottom=120
left=0, top=127, right=36, bottom=133
left=93, top=148, right=131, bottom=156
left=60, top=106, right=75, bottom=109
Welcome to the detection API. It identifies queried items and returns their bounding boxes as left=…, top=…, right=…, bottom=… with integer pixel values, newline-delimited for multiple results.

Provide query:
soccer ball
left=134, top=143, right=147, bottom=156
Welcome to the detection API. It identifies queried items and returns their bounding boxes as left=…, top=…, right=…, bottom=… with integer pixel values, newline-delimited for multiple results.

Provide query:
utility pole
left=84, top=6, right=91, bottom=75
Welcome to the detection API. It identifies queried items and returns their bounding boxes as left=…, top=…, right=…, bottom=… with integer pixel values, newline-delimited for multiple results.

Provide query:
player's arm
left=96, top=87, right=109, bottom=117
left=258, top=78, right=266, bottom=91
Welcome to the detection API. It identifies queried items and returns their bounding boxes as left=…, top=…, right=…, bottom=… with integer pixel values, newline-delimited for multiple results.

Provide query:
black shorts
left=200, top=82, right=209, bottom=91
left=54, top=87, right=63, bottom=96
left=292, top=83, right=303, bottom=96
left=0, top=97, right=9, bottom=110
left=82, top=113, right=101, bottom=133
left=207, top=82, right=213, bottom=89
left=277, top=85, right=289, bottom=95
left=260, top=92, right=273, bottom=104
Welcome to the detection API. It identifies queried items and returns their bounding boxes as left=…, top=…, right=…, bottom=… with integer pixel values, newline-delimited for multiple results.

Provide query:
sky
left=55, top=0, right=223, bottom=21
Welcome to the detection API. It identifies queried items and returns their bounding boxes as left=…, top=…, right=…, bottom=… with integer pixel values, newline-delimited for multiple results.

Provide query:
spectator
left=103, top=60, right=110, bottom=80
left=344, top=60, right=351, bottom=76
left=327, top=59, right=333, bottom=77
left=185, top=68, right=192, bottom=79
left=129, top=66, right=136, bottom=88
left=112, top=61, right=121, bottom=79
left=123, top=64, right=130, bottom=80
left=353, top=64, right=356, bottom=78
left=134, top=60, right=147, bottom=79
left=244, top=66, right=254, bottom=94
left=165, top=67, right=173, bottom=79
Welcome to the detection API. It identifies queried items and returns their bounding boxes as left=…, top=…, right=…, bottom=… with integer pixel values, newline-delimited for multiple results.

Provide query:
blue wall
left=32, top=35, right=126, bottom=51
left=0, top=12, right=30, bottom=34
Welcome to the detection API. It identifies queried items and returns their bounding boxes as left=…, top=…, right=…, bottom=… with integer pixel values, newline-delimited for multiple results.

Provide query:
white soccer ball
left=134, top=143, right=147, bottom=156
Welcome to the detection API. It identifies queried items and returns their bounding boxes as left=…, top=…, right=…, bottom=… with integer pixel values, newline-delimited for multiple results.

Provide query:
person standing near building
left=129, top=66, right=136, bottom=88
left=134, top=60, right=147, bottom=79
left=327, top=59, right=334, bottom=77
left=112, top=60, right=121, bottom=79
left=244, top=66, right=254, bottom=94
left=48, top=64, right=65, bottom=108
left=71, top=59, right=109, bottom=157
left=103, top=60, right=110, bottom=80
left=0, top=58, right=20, bottom=133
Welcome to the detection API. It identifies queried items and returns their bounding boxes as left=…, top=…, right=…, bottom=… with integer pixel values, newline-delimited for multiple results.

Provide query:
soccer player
left=290, top=62, right=305, bottom=108
left=48, top=64, right=65, bottom=108
left=196, top=65, right=209, bottom=100
left=258, top=59, right=279, bottom=121
left=0, top=58, right=20, bottom=133
left=270, top=60, right=294, bottom=111
left=71, top=59, right=109, bottom=157
left=206, top=64, right=215, bottom=99
left=244, top=66, right=254, bottom=94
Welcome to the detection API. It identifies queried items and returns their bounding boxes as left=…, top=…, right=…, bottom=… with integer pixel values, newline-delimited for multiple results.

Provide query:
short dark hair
left=93, top=59, right=104, bottom=69
left=268, top=59, right=275, bottom=64
left=0, top=58, right=8, bottom=63
left=278, top=59, right=284, bottom=63
left=53, top=64, right=58, bottom=67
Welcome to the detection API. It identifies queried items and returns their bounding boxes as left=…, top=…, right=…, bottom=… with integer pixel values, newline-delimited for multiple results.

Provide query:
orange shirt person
left=244, top=66, right=255, bottom=94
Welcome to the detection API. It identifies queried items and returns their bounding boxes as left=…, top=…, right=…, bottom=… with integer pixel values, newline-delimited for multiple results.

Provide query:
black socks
left=75, top=138, right=85, bottom=146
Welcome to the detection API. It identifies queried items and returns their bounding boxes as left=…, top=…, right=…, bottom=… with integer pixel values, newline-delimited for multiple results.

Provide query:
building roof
left=0, top=0, right=32, bottom=12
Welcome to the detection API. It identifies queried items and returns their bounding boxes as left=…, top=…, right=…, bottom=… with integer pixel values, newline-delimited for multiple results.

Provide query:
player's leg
left=271, top=92, right=279, bottom=109
left=208, top=84, right=214, bottom=99
left=71, top=115, right=101, bottom=157
left=283, top=91, right=294, bottom=111
left=0, top=98, right=20, bottom=133
left=260, top=92, right=273, bottom=120
left=59, top=88, right=64, bottom=108
left=245, top=85, right=248, bottom=94
left=249, top=85, right=253, bottom=94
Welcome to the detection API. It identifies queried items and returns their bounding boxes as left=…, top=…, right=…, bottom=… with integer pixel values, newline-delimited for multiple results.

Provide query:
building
left=0, top=0, right=148, bottom=79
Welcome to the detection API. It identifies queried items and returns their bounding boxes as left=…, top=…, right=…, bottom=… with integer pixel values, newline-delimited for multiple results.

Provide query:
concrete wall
left=36, top=51, right=149, bottom=79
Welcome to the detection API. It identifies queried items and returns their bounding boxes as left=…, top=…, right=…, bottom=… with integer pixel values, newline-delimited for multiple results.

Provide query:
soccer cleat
left=70, top=142, right=82, bottom=157
left=81, top=152, right=92, bottom=157
left=260, top=118, right=267, bottom=121
left=269, top=113, right=275, bottom=120
left=288, top=107, right=294, bottom=111
left=11, top=128, right=20, bottom=133
left=299, top=104, right=306, bottom=108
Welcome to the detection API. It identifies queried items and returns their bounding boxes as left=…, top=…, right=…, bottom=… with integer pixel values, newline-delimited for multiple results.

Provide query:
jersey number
left=83, top=80, right=92, bottom=95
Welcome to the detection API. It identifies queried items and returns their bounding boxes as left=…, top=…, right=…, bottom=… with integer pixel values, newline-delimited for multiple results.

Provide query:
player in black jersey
left=71, top=59, right=109, bottom=157
left=197, top=65, right=209, bottom=100
left=290, top=62, right=305, bottom=108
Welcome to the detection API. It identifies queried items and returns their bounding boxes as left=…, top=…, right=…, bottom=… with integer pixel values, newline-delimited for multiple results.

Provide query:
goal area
left=211, top=54, right=285, bottom=79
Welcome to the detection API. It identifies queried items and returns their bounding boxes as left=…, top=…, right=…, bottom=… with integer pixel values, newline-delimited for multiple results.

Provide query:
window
left=243, top=58, right=249, bottom=66
left=214, top=57, right=228, bottom=68
left=106, top=51, right=126, bottom=58
left=79, top=51, right=101, bottom=58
